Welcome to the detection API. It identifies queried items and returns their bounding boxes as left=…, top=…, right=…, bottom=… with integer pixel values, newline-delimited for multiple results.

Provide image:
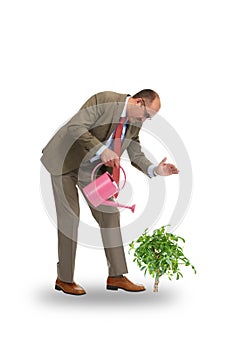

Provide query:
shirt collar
left=120, top=96, right=130, bottom=119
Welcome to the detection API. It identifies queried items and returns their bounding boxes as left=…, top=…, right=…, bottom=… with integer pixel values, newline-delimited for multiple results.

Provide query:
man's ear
left=135, top=98, right=143, bottom=105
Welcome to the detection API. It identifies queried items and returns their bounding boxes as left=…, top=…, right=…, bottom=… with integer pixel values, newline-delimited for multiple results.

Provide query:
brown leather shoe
left=106, top=276, right=146, bottom=292
left=55, top=278, right=86, bottom=295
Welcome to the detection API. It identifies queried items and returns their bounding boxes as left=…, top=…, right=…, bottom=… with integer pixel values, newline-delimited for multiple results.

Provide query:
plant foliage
left=129, top=225, right=196, bottom=281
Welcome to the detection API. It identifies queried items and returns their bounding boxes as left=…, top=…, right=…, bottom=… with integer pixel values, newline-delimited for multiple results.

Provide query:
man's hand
left=154, top=157, right=179, bottom=176
left=100, top=148, right=120, bottom=168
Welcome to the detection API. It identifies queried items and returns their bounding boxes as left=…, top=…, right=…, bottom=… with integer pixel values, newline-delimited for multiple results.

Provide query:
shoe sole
left=106, top=285, right=145, bottom=292
left=55, top=285, right=86, bottom=296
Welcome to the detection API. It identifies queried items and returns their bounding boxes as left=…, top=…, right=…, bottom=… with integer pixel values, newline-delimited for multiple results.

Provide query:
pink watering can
left=82, top=162, right=136, bottom=213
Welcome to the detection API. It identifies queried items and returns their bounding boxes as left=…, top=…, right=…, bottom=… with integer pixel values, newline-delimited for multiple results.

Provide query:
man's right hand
left=100, top=148, right=120, bottom=168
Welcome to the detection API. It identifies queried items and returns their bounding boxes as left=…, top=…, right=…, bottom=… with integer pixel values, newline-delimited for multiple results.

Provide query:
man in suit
left=41, top=89, right=179, bottom=295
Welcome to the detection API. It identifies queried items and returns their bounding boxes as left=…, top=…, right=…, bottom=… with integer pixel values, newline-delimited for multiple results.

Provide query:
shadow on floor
left=34, top=282, right=182, bottom=310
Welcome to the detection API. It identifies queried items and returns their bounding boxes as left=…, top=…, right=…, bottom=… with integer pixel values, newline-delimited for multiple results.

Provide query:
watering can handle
left=91, top=162, right=127, bottom=191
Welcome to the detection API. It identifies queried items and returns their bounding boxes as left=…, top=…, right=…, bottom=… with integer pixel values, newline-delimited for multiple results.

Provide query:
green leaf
left=191, top=265, right=197, bottom=274
left=177, top=236, right=185, bottom=243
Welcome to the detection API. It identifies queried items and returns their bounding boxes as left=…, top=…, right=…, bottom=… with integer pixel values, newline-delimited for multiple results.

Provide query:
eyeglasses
left=141, top=99, right=152, bottom=120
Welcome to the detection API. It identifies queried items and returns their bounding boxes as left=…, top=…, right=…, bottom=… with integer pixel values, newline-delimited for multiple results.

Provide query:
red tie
left=112, top=117, right=126, bottom=188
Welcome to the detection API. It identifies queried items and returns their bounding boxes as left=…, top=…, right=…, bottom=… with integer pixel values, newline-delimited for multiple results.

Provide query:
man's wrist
left=90, top=145, right=107, bottom=163
left=148, top=164, right=158, bottom=177
left=153, top=166, right=160, bottom=176
left=96, top=145, right=107, bottom=156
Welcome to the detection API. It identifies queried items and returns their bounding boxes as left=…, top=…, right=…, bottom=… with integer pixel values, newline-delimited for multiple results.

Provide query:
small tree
left=129, top=225, right=196, bottom=292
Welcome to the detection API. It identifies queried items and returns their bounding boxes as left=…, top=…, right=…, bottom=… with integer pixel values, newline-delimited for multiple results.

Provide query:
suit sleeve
left=66, top=94, right=104, bottom=154
left=127, top=133, right=154, bottom=177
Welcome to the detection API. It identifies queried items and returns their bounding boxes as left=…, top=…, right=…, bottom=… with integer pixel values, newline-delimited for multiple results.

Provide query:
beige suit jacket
left=40, top=91, right=153, bottom=175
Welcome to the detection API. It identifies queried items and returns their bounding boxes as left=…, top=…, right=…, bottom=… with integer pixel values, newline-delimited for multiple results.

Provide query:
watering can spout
left=102, top=200, right=136, bottom=213
left=131, top=204, right=136, bottom=213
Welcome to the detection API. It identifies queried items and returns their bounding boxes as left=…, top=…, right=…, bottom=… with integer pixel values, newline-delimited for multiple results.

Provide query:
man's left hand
left=154, top=157, right=179, bottom=176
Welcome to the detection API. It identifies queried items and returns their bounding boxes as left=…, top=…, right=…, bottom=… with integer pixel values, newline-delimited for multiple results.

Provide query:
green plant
left=129, top=225, right=196, bottom=292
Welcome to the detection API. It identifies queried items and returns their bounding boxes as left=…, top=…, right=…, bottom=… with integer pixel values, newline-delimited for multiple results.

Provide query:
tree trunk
left=153, top=277, right=159, bottom=292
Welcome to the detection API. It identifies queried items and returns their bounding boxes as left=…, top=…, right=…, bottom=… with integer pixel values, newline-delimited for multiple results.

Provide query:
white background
left=1, top=0, right=232, bottom=349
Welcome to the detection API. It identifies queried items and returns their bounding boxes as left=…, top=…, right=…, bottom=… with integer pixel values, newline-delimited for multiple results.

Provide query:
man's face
left=127, top=97, right=161, bottom=123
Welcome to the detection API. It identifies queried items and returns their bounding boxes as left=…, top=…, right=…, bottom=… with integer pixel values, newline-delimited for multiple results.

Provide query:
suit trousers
left=51, top=167, right=128, bottom=283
